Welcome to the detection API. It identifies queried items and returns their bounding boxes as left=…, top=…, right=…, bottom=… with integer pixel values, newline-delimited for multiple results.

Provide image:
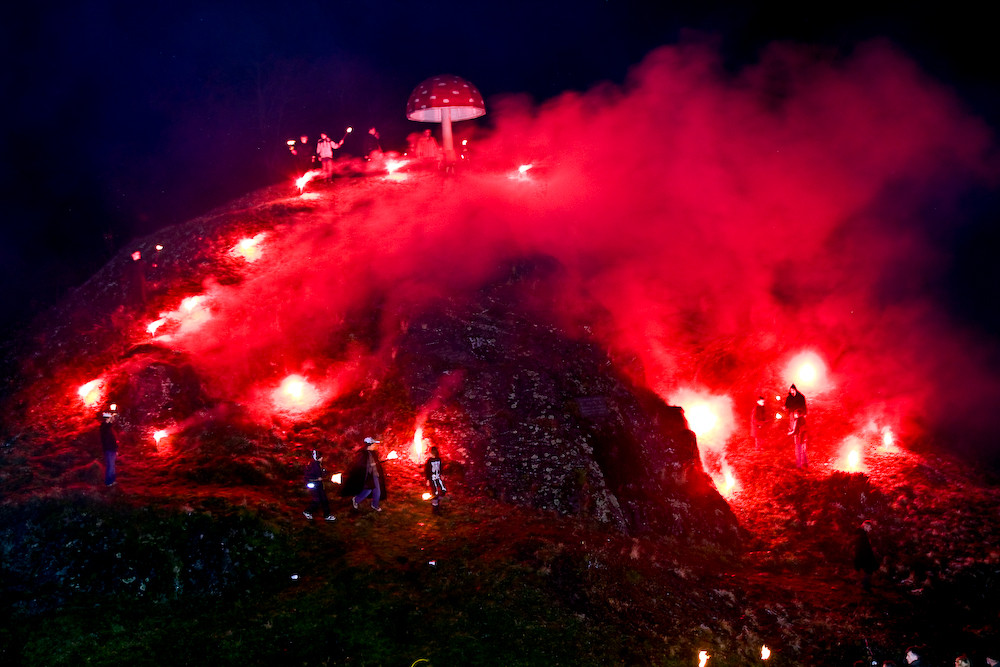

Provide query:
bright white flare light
left=78, top=380, right=103, bottom=407
left=699, top=650, right=710, bottom=667
left=153, top=430, right=168, bottom=444
left=231, top=233, right=266, bottom=261
left=784, top=351, right=829, bottom=394
left=668, top=388, right=735, bottom=449
left=272, top=374, right=322, bottom=413
left=330, top=473, right=342, bottom=484
left=761, top=645, right=771, bottom=660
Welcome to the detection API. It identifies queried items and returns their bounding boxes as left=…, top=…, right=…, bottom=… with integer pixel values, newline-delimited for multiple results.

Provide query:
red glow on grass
left=713, top=466, right=738, bottom=497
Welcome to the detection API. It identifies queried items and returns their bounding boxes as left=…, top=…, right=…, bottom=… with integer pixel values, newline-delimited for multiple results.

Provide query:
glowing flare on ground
left=147, top=318, right=167, bottom=336
left=181, top=295, right=205, bottom=312
left=668, top=388, right=735, bottom=451
left=686, top=402, right=718, bottom=438
left=882, top=427, right=895, bottom=447
left=422, top=492, right=433, bottom=501
left=714, top=467, right=738, bottom=497
left=296, top=170, right=322, bottom=192
left=330, top=473, right=342, bottom=484
left=153, top=429, right=168, bottom=444
left=412, top=425, right=425, bottom=461
left=846, top=448, right=861, bottom=471
left=155, top=244, right=163, bottom=251
left=386, top=450, right=399, bottom=460
left=784, top=351, right=829, bottom=393
left=510, top=164, right=534, bottom=180
left=774, top=412, right=783, bottom=420
left=78, top=380, right=103, bottom=407
left=272, top=374, right=322, bottom=412
left=386, top=158, right=409, bottom=174
left=231, top=233, right=266, bottom=261
left=761, top=645, right=771, bottom=660
left=699, top=650, right=710, bottom=667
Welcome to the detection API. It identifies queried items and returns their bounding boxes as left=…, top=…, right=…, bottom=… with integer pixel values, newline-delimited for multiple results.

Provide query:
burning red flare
left=272, top=374, right=322, bottom=413
left=295, top=170, right=322, bottom=193
left=230, top=233, right=266, bottom=262
left=153, top=429, right=168, bottom=444
left=698, top=650, right=710, bottom=667
left=422, top=492, right=433, bottom=501
left=78, top=380, right=103, bottom=407
left=784, top=351, right=829, bottom=394
left=761, top=645, right=771, bottom=660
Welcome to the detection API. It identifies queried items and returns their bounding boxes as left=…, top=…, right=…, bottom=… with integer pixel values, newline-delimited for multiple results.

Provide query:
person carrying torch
left=423, top=445, right=447, bottom=514
left=303, top=449, right=336, bottom=521
left=316, top=132, right=344, bottom=182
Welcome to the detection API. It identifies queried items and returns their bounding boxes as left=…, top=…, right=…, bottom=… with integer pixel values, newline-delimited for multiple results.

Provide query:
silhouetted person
left=423, top=445, right=447, bottom=514
left=303, top=449, right=335, bottom=521
left=343, top=437, right=387, bottom=511
left=954, top=655, right=971, bottom=667
left=784, top=384, right=806, bottom=417
left=291, top=134, right=314, bottom=176
left=415, top=129, right=440, bottom=164
left=750, top=395, right=769, bottom=450
left=853, top=519, right=879, bottom=591
left=905, top=646, right=927, bottom=667
left=99, top=406, right=119, bottom=486
left=363, top=127, right=382, bottom=161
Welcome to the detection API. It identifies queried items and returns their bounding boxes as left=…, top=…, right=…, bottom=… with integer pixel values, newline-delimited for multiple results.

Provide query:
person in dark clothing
left=784, top=384, right=807, bottom=417
left=423, top=445, right=447, bottom=514
left=303, top=449, right=336, bottom=521
left=853, top=520, right=879, bottom=591
left=99, top=406, right=119, bottom=486
left=750, top=395, right=769, bottom=450
left=342, top=437, right=388, bottom=511
left=789, top=409, right=808, bottom=469
left=905, top=646, right=927, bottom=666
left=291, top=134, right=314, bottom=176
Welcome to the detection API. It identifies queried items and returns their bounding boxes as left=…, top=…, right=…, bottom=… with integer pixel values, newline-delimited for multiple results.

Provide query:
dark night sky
left=2, top=1, right=999, bottom=340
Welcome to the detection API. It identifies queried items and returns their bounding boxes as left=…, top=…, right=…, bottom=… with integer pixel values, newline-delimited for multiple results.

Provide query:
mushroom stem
left=441, top=107, right=456, bottom=162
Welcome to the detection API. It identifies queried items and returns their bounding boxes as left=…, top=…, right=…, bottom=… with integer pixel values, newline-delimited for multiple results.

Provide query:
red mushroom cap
left=406, top=74, right=486, bottom=122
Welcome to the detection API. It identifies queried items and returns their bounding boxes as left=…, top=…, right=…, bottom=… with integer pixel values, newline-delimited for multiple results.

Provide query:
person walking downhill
left=343, top=437, right=388, bottom=512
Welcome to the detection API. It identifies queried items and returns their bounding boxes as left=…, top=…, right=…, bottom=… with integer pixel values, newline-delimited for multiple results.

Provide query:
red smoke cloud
left=163, top=40, right=998, bottom=456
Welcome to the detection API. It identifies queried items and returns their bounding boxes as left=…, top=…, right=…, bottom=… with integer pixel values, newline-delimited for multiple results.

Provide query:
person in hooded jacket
left=784, top=384, right=807, bottom=417
left=343, top=437, right=388, bottom=511
left=303, top=449, right=336, bottom=521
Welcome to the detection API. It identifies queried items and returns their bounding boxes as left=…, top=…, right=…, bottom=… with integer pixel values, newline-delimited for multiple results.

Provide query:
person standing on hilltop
left=316, top=132, right=343, bottom=181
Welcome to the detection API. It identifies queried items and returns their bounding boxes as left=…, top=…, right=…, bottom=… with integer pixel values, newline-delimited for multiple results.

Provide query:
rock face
left=391, top=266, right=739, bottom=545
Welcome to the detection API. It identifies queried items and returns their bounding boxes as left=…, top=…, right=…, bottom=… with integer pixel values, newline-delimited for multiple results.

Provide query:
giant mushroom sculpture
left=406, top=74, right=485, bottom=164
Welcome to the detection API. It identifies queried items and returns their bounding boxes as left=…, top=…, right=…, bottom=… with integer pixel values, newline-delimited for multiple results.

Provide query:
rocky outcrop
left=391, top=266, right=739, bottom=546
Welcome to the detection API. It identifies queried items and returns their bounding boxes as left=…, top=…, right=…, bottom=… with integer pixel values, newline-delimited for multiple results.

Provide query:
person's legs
left=370, top=475, right=382, bottom=510
left=104, top=450, right=116, bottom=486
